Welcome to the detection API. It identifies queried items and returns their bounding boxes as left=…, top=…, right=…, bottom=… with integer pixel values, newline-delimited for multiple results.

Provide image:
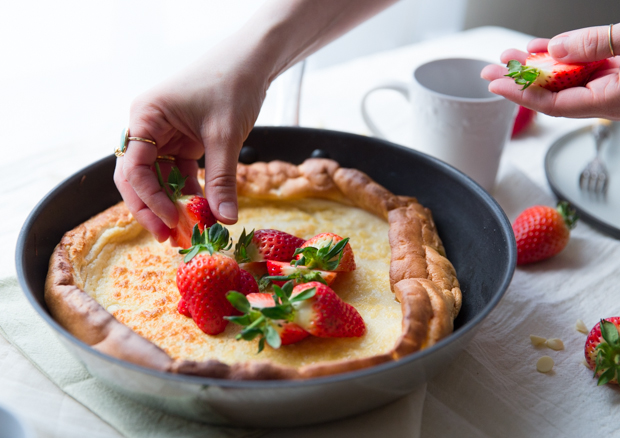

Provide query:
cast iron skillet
left=16, top=127, right=516, bottom=428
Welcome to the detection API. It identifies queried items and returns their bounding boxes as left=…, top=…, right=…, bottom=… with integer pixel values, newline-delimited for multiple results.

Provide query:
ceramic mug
left=361, top=58, right=516, bottom=192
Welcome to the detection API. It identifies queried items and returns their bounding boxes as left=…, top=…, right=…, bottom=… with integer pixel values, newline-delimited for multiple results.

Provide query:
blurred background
left=3, top=0, right=620, bottom=167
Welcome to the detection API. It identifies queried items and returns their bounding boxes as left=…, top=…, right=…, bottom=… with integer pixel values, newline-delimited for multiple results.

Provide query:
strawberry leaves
left=234, top=228, right=254, bottom=263
left=155, top=163, right=187, bottom=202
left=593, top=319, right=620, bottom=386
left=505, top=60, right=540, bottom=90
left=226, top=281, right=315, bottom=353
left=179, top=223, right=232, bottom=262
left=293, top=237, right=349, bottom=271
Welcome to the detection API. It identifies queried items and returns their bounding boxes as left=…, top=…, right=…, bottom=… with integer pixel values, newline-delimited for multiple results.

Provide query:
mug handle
left=360, top=80, right=409, bottom=139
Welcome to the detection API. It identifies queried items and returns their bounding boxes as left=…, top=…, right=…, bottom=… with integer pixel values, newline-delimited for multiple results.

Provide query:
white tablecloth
left=1, top=26, right=617, bottom=437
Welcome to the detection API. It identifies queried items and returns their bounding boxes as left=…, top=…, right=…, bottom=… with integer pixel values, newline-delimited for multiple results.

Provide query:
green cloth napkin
left=0, top=277, right=263, bottom=438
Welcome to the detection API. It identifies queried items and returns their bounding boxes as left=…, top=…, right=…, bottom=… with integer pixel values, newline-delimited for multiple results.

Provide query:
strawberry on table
left=295, top=233, right=356, bottom=272
left=176, top=224, right=239, bottom=335
left=156, top=164, right=216, bottom=249
left=265, top=260, right=337, bottom=287
left=512, top=201, right=578, bottom=265
left=237, top=269, right=260, bottom=296
left=505, top=53, right=605, bottom=92
left=226, top=281, right=365, bottom=352
left=234, top=228, right=305, bottom=263
left=584, top=318, right=620, bottom=386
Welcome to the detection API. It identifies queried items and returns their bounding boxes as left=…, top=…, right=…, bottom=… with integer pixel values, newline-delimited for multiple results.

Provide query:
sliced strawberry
left=294, top=233, right=356, bottom=272
left=176, top=224, right=238, bottom=335
left=585, top=317, right=620, bottom=385
left=156, top=164, right=216, bottom=249
left=226, top=281, right=364, bottom=352
left=265, top=260, right=337, bottom=287
left=505, top=53, right=605, bottom=92
left=234, top=229, right=305, bottom=263
left=291, top=282, right=365, bottom=338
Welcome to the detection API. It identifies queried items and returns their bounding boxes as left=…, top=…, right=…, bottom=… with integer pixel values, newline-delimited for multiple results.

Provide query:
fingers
left=121, top=139, right=179, bottom=230
left=526, top=38, right=551, bottom=54
left=114, top=157, right=171, bottom=242
left=547, top=25, right=617, bottom=63
left=202, top=127, right=242, bottom=225
left=499, top=48, right=529, bottom=65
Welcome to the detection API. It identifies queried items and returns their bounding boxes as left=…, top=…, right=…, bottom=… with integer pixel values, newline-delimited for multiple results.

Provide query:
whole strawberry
left=156, top=164, right=216, bottom=249
left=294, top=232, right=356, bottom=272
left=237, top=269, right=259, bottom=296
left=234, top=228, right=305, bottom=263
left=584, top=318, right=620, bottom=386
left=176, top=224, right=239, bottom=335
left=513, top=201, right=578, bottom=265
left=505, top=53, right=604, bottom=92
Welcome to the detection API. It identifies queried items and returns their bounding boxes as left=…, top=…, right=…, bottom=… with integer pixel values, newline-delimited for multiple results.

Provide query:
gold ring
left=156, top=155, right=176, bottom=163
left=609, top=24, right=616, bottom=57
left=114, top=128, right=157, bottom=157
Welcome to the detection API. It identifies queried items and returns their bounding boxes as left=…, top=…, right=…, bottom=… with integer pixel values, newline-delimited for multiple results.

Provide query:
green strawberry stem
left=556, top=201, right=578, bottom=230
left=293, top=237, right=349, bottom=271
left=594, top=319, right=620, bottom=386
left=505, top=60, right=540, bottom=91
left=225, top=281, right=316, bottom=353
left=155, top=163, right=187, bottom=203
left=234, top=228, right=254, bottom=263
left=179, top=223, right=232, bottom=262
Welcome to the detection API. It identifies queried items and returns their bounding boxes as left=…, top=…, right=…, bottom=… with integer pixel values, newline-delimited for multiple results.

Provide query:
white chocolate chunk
left=546, top=338, right=564, bottom=351
left=537, top=356, right=554, bottom=373
left=530, top=335, right=547, bottom=346
left=576, top=319, right=588, bottom=334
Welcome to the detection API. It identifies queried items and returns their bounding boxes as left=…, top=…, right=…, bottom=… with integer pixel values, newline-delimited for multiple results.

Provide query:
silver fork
left=579, top=119, right=613, bottom=194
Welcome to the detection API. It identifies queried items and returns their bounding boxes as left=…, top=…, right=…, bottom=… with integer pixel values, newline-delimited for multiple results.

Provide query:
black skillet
left=16, top=126, right=516, bottom=427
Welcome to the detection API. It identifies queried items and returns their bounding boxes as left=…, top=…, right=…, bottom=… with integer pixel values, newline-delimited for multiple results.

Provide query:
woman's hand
left=114, top=38, right=268, bottom=242
left=481, top=24, right=620, bottom=120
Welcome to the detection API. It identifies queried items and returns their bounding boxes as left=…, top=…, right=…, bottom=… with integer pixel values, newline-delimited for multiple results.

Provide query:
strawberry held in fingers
left=505, top=53, right=605, bottom=92
left=234, top=228, right=305, bottom=263
left=265, top=260, right=338, bottom=287
left=176, top=224, right=239, bottom=335
left=156, top=164, right=216, bottom=249
left=513, top=201, right=578, bottom=265
left=585, top=318, right=620, bottom=386
left=295, top=233, right=356, bottom=272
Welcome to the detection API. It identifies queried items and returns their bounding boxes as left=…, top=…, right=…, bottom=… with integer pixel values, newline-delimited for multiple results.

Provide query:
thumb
left=548, top=24, right=618, bottom=63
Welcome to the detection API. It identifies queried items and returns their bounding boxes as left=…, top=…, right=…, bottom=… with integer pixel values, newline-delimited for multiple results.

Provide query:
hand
left=481, top=24, right=620, bottom=120
left=114, top=39, right=268, bottom=242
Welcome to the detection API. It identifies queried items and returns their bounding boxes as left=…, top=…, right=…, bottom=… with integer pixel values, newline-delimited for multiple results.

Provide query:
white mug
left=361, top=58, right=516, bottom=192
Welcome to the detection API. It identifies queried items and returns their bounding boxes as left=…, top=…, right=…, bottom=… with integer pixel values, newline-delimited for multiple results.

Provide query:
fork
left=578, top=119, right=613, bottom=194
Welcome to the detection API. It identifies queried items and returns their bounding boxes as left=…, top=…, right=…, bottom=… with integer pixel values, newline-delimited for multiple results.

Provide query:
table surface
left=0, top=26, right=610, bottom=437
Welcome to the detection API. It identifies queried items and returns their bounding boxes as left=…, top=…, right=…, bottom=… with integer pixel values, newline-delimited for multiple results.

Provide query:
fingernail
left=218, top=202, right=238, bottom=221
left=549, top=36, right=569, bottom=59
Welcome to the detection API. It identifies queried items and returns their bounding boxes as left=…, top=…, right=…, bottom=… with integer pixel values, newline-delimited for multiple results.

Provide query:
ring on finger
left=114, top=128, right=157, bottom=157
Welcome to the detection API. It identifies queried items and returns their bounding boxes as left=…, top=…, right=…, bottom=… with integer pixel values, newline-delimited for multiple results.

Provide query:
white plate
left=545, top=122, right=620, bottom=238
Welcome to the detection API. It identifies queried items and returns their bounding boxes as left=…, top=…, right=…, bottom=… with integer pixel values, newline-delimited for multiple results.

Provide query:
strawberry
left=265, top=260, right=337, bottom=287
left=226, top=281, right=364, bottom=351
left=294, top=233, right=356, bottom=272
left=584, top=318, right=620, bottom=386
left=176, top=224, right=238, bottom=335
left=234, top=228, right=305, bottom=263
left=513, top=201, right=578, bottom=265
left=237, top=269, right=259, bottom=296
left=505, top=53, right=604, bottom=92
left=291, top=282, right=365, bottom=338
left=156, top=164, right=216, bottom=249
left=245, top=293, right=310, bottom=345
left=511, top=106, right=536, bottom=138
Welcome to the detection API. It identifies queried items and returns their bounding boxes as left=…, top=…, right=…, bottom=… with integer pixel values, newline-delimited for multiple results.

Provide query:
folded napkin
left=422, top=165, right=620, bottom=437
left=0, top=277, right=426, bottom=438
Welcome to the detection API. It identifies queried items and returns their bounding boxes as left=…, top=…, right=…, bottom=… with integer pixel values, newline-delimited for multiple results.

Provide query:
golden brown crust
left=46, top=158, right=461, bottom=380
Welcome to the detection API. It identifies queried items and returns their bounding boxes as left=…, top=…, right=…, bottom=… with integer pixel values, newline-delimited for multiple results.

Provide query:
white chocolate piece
left=576, top=319, right=588, bottom=334
left=536, top=356, right=554, bottom=373
left=530, top=335, right=547, bottom=346
left=546, top=338, right=565, bottom=351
